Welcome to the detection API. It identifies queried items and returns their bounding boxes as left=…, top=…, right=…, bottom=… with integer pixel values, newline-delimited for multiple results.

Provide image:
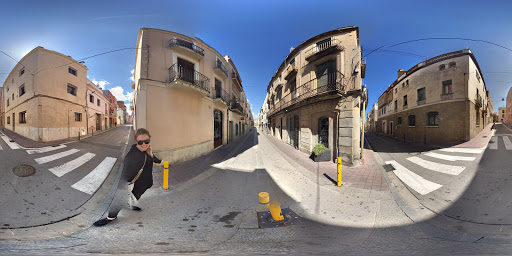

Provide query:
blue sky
left=1, top=0, right=511, bottom=118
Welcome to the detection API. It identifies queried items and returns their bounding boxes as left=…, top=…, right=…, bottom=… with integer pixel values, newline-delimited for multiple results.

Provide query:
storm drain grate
left=13, top=165, right=36, bottom=177
left=257, top=208, right=299, bottom=228
left=382, top=164, right=395, bottom=172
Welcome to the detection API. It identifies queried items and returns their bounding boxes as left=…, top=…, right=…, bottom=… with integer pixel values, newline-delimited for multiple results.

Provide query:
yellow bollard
left=163, top=161, right=169, bottom=190
left=337, top=157, right=342, bottom=187
left=258, top=192, right=269, bottom=205
left=269, top=201, right=284, bottom=221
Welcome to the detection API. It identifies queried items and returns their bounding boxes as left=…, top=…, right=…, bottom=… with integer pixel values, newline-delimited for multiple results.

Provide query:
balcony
left=232, top=72, right=242, bottom=90
left=305, top=38, right=344, bottom=62
left=169, top=38, right=205, bottom=59
left=214, top=85, right=230, bottom=106
left=214, top=60, right=228, bottom=78
left=168, top=63, right=210, bottom=96
left=475, top=94, right=483, bottom=108
left=267, top=71, right=345, bottom=117
left=284, top=62, right=297, bottom=81
left=231, top=97, right=244, bottom=115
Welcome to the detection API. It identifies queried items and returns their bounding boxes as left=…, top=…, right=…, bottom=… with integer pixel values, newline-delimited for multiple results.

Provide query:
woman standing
left=94, top=128, right=161, bottom=226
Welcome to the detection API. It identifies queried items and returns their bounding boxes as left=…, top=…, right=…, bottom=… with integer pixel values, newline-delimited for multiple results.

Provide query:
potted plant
left=311, top=144, right=331, bottom=162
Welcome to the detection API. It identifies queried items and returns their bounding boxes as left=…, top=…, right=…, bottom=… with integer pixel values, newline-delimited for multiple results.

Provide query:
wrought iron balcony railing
left=476, top=93, right=483, bottom=108
left=305, top=38, right=342, bottom=61
left=232, top=72, right=242, bottom=88
left=214, top=85, right=230, bottom=104
left=214, top=60, right=228, bottom=77
left=169, top=38, right=205, bottom=56
left=231, top=97, right=244, bottom=114
left=169, top=63, right=210, bottom=93
left=267, top=71, right=345, bottom=117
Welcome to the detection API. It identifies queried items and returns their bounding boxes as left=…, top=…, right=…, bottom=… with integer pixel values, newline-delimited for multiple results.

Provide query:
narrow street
left=1, top=128, right=511, bottom=255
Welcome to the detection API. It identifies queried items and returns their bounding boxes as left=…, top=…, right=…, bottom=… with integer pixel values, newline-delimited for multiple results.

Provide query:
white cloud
left=91, top=79, right=109, bottom=89
left=129, top=69, right=134, bottom=82
left=110, top=86, right=133, bottom=102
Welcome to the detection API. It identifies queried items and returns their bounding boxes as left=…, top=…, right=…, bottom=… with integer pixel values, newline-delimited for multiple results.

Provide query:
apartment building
left=85, top=79, right=109, bottom=133
left=259, top=94, right=270, bottom=133
left=102, top=90, right=116, bottom=127
left=2, top=47, right=88, bottom=141
left=265, top=26, right=366, bottom=164
left=499, top=107, right=506, bottom=123
left=506, top=87, right=512, bottom=125
left=366, top=103, right=378, bottom=132
left=0, top=87, right=4, bottom=127
left=132, top=28, right=250, bottom=164
left=377, top=49, right=493, bottom=145
left=117, top=101, right=127, bottom=125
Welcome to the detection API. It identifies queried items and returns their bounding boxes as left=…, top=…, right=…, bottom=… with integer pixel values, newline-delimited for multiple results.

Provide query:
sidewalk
left=261, top=131, right=388, bottom=191
left=0, top=125, right=123, bottom=148
left=454, top=122, right=494, bottom=148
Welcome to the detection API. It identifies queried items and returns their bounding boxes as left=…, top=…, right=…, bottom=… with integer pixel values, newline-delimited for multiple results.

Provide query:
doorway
left=390, top=121, right=393, bottom=136
left=12, top=113, right=15, bottom=131
left=316, top=60, right=336, bottom=91
left=288, top=115, right=299, bottom=148
left=318, top=116, right=329, bottom=147
left=214, top=110, right=223, bottom=148
left=96, top=114, right=101, bottom=131
left=177, top=58, right=195, bottom=84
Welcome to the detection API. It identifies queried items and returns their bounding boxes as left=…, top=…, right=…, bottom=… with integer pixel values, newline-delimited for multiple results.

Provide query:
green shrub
left=312, top=144, right=328, bottom=156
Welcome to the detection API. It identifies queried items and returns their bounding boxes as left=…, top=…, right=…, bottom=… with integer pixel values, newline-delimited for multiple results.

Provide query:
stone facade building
left=498, top=107, right=506, bottom=123
left=102, top=90, right=117, bottom=128
left=265, top=26, right=366, bottom=165
left=366, top=103, right=378, bottom=132
left=132, top=28, right=251, bottom=164
left=117, top=101, right=126, bottom=125
left=86, top=79, right=109, bottom=134
left=377, top=49, right=493, bottom=146
left=2, top=47, right=88, bottom=141
left=0, top=87, right=4, bottom=128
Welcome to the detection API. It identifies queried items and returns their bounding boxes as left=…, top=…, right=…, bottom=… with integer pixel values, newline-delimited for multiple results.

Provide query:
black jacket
left=121, top=144, right=162, bottom=199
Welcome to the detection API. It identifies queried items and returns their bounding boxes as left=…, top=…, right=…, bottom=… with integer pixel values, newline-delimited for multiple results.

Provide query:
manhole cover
left=13, top=165, right=36, bottom=177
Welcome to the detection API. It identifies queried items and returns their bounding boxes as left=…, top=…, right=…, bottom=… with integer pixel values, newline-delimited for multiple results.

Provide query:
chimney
left=398, top=69, right=406, bottom=78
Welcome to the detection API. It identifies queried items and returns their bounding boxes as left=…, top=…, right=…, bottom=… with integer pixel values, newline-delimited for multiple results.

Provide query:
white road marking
left=1, top=134, right=21, bottom=149
left=48, top=153, right=96, bottom=177
left=386, top=160, right=442, bottom=195
left=439, top=148, right=483, bottom=154
left=489, top=136, right=498, bottom=150
left=0, top=143, right=2, bottom=150
left=424, top=152, right=476, bottom=162
left=26, top=145, right=67, bottom=154
left=34, top=149, right=80, bottom=164
left=503, top=136, right=512, bottom=150
left=407, top=156, right=465, bottom=175
left=71, top=157, right=117, bottom=195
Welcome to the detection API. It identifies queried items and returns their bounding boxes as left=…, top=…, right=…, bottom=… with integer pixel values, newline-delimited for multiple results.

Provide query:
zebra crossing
left=29, top=146, right=117, bottom=195
left=386, top=135, right=511, bottom=196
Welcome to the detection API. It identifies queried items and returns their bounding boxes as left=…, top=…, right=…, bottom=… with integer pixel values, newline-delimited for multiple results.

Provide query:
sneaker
left=93, top=217, right=116, bottom=226
left=131, top=206, right=142, bottom=211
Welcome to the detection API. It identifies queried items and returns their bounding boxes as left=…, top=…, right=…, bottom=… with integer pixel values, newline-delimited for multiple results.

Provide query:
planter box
left=311, top=149, right=331, bottom=162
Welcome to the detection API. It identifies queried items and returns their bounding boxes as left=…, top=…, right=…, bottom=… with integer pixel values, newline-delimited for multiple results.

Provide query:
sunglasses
left=137, top=139, right=150, bottom=145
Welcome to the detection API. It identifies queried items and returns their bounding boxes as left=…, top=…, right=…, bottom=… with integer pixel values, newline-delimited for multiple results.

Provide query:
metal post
left=337, top=157, right=342, bottom=187
left=361, top=89, right=366, bottom=159
left=163, top=161, right=169, bottom=190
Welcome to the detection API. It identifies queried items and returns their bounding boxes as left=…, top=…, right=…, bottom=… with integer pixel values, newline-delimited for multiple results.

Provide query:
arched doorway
left=214, top=110, right=223, bottom=148
left=318, top=116, right=329, bottom=147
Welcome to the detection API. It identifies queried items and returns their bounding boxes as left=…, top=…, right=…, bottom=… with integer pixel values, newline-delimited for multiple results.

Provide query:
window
left=7, top=116, right=10, bottom=124
left=6, top=99, right=9, bottom=107
left=12, top=93, right=14, bottom=100
left=68, top=67, right=77, bottom=76
left=476, top=70, right=481, bottom=82
left=476, top=109, right=480, bottom=125
left=6, top=85, right=9, bottom=92
left=97, top=99, right=100, bottom=106
left=19, top=84, right=25, bottom=97
left=402, top=82, right=404, bottom=89
left=427, top=112, right=438, bottom=126
left=408, top=115, right=416, bottom=126
left=19, top=68, right=25, bottom=76
left=90, top=95, right=94, bottom=103
left=394, top=100, right=397, bottom=110
left=439, top=64, right=445, bottom=71
left=398, top=117, right=402, bottom=125
left=442, top=80, right=452, bottom=94
left=403, top=95, right=408, bottom=107
left=395, top=88, right=397, bottom=94
left=67, top=84, right=77, bottom=96
left=406, top=80, right=409, bottom=86
left=449, top=62, right=456, bottom=68
left=417, top=88, right=426, bottom=102
left=19, top=111, right=26, bottom=124
left=75, top=112, right=82, bottom=122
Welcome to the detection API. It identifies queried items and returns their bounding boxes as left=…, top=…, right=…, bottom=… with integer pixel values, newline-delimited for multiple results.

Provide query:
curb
left=364, top=132, right=512, bottom=243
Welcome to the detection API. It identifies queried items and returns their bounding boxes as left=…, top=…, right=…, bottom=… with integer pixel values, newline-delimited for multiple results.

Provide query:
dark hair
left=134, top=128, right=151, bottom=140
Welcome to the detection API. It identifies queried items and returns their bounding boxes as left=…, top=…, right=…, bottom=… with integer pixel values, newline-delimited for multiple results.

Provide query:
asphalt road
left=0, top=125, right=131, bottom=228
left=366, top=123, right=512, bottom=227
left=1, top=128, right=512, bottom=255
